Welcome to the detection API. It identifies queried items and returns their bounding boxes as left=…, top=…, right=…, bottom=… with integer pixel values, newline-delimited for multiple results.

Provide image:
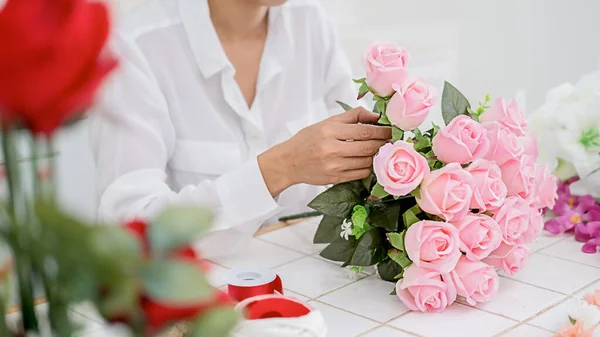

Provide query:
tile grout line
left=497, top=274, right=570, bottom=296
left=493, top=276, right=600, bottom=336
left=537, top=250, right=600, bottom=269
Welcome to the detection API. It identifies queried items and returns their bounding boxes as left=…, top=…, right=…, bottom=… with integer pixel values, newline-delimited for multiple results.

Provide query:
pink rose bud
left=466, top=159, right=507, bottom=211
left=521, top=132, right=539, bottom=160
left=362, top=42, right=409, bottom=97
left=386, top=79, right=437, bottom=131
left=499, top=155, right=536, bottom=201
left=405, top=220, right=461, bottom=273
left=449, top=256, right=500, bottom=305
left=479, top=97, right=527, bottom=136
left=417, top=163, right=475, bottom=222
left=484, top=242, right=531, bottom=276
left=532, top=164, right=558, bottom=210
left=450, top=213, right=503, bottom=261
left=492, top=196, right=531, bottom=245
left=432, top=115, right=490, bottom=164
left=373, top=141, right=430, bottom=196
left=522, top=207, right=544, bottom=244
left=483, top=122, right=525, bottom=166
left=396, top=264, right=457, bottom=313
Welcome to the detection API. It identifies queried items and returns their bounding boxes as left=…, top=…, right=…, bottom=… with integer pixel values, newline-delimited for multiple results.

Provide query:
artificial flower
left=484, top=242, right=530, bottom=276
left=450, top=213, right=502, bottom=261
left=554, top=321, right=596, bottom=337
left=373, top=141, right=430, bottom=196
left=404, top=220, right=461, bottom=273
left=362, top=41, right=409, bottom=97
left=386, top=79, right=437, bottom=131
left=466, top=159, right=507, bottom=211
left=448, top=256, right=499, bottom=305
left=483, top=122, right=525, bottom=167
left=432, top=115, right=490, bottom=164
left=395, top=264, right=456, bottom=313
left=340, top=219, right=352, bottom=240
left=480, top=97, right=527, bottom=136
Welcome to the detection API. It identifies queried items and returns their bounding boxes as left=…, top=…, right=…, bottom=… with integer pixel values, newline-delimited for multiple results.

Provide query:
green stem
left=278, top=211, right=322, bottom=222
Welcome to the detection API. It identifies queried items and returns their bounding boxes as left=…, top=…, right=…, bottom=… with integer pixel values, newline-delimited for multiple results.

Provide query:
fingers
left=330, top=107, right=380, bottom=124
left=339, top=168, right=373, bottom=183
left=336, top=140, right=386, bottom=157
left=334, top=123, right=392, bottom=141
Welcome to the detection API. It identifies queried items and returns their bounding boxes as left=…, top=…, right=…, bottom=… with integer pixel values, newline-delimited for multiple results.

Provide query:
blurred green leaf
left=369, top=202, right=400, bottom=232
left=402, top=209, right=420, bottom=228
left=150, top=205, right=214, bottom=255
left=313, top=215, right=344, bottom=244
left=353, top=77, right=366, bottom=84
left=357, top=83, right=370, bottom=100
left=309, top=182, right=362, bottom=218
left=189, top=307, right=239, bottom=337
left=336, top=101, right=354, bottom=112
left=392, top=126, right=404, bottom=142
left=388, top=249, right=412, bottom=269
left=319, top=236, right=358, bottom=263
left=386, top=232, right=405, bottom=251
left=441, top=81, right=471, bottom=125
left=350, top=228, right=385, bottom=266
left=371, top=183, right=389, bottom=200
left=390, top=288, right=397, bottom=295
left=377, top=113, right=391, bottom=125
left=142, top=261, right=213, bottom=305
left=98, top=278, right=139, bottom=319
left=377, top=258, right=403, bottom=282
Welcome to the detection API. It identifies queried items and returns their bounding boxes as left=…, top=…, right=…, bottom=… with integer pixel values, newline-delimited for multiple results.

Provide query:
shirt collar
left=178, top=0, right=293, bottom=80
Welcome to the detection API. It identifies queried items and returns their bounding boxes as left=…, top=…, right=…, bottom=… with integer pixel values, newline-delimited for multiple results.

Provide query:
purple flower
left=553, top=194, right=596, bottom=217
left=575, top=222, right=600, bottom=254
left=544, top=210, right=583, bottom=234
left=582, top=237, right=600, bottom=254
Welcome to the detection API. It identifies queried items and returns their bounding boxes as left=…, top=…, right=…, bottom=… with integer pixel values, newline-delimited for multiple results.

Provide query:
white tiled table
left=13, top=218, right=600, bottom=337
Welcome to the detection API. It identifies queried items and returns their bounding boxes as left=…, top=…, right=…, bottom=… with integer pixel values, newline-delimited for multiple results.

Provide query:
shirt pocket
left=285, top=100, right=330, bottom=136
left=169, top=140, right=242, bottom=178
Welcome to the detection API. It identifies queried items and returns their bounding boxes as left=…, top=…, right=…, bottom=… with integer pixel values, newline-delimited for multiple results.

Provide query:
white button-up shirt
left=90, top=0, right=355, bottom=256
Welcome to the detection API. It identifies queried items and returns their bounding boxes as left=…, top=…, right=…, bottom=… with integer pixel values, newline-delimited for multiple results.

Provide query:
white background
left=53, top=0, right=600, bottom=220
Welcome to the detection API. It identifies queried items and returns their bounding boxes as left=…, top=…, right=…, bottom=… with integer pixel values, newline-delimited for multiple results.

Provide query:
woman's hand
left=258, top=107, right=391, bottom=197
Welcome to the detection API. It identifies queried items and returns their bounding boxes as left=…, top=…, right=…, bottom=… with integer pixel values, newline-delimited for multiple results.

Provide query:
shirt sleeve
left=89, top=36, right=282, bottom=252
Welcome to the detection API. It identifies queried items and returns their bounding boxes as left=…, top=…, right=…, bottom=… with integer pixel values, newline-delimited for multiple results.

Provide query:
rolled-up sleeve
left=89, top=36, right=281, bottom=253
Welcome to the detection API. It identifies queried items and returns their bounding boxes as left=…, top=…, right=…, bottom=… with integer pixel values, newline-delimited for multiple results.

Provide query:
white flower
left=569, top=297, right=600, bottom=329
left=340, top=219, right=352, bottom=240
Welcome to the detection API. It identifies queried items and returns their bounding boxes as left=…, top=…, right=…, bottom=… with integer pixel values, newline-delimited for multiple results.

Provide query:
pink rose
left=492, top=196, right=531, bottom=245
left=466, top=159, right=507, bottom=211
left=521, top=132, right=539, bottom=160
left=479, top=97, right=527, bottom=136
left=484, top=122, right=525, bottom=166
left=499, top=155, right=536, bottom=201
left=484, top=242, right=530, bottom=276
left=523, top=207, right=543, bottom=244
left=432, top=115, right=490, bottom=164
left=532, top=164, right=558, bottom=210
left=373, top=141, right=430, bottom=196
left=386, top=79, right=437, bottom=131
left=362, top=42, right=409, bottom=97
left=450, top=213, right=502, bottom=261
left=404, top=220, right=461, bottom=273
left=417, top=163, right=475, bottom=222
left=396, top=264, right=456, bottom=313
left=449, top=256, right=499, bottom=305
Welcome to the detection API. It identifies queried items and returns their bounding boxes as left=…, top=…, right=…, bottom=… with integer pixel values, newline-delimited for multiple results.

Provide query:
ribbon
left=227, top=267, right=284, bottom=302
left=243, top=296, right=311, bottom=320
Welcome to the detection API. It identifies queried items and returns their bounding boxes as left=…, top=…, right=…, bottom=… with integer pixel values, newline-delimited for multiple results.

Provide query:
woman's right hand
left=258, top=107, right=392, bottom=196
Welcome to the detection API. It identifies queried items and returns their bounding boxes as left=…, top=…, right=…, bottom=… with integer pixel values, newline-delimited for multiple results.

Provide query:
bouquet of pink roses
left=309, top=42, right=559, bottom=313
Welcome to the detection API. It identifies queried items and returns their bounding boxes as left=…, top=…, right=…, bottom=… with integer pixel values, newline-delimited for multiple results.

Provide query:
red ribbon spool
left=227, top=268, right=284, bottom=302
left=239, top=295, right=312, bottom=320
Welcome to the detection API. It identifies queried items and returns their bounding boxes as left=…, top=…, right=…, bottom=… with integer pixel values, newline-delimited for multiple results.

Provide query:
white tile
left=208, top=239, right=303, bottom=269
left=70, top=311, right=105, bottom=335
left=529, top=297, right=580, bottom=332
left=500, top=324, right=554, bottom=337
left=527, top=233, right=567, bottom=252
left=310, top=301, right=378, bottom=337
left=388, top=303, right=516, bottom=337
left=71, top=302, right=105, bottom=323
left=575, top=279, right=600, bottom=297
left=274, top=256, right=362, bottom=298
left=361, top=326, right=415, bottom=337
left=284, top=289, right=311, bottom=302
left=459, top=278, right=563, bottom=320
left=205, top=261, right=230, bottom=288
left=79, top=325, right=130, bottom=337
left=259, top=218, right=327, bottom=255
left=541, top=239, right=600, bottom=268
left=6, top=303, right=103, bottom=336
left=506, top=253, right=600, bottom=294
left=319, top=276, right=409, bottom=322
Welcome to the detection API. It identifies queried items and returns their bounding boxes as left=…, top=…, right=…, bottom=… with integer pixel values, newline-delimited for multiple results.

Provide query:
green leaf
left=349, top=228, right=386, bottom=266
left=378, top=113, right=391, bottom=125
left=377, top=258, right=404, bottom=282
left=150, top=205, right=214, bottom=255
left=357, top=82, right=370, bottom=99
left=411, top=188, right=422, bottom=200
left=392, top=126, right=404, bottom=142
left=441, top=81, right=471, bottom=125
left=402, top=209, right=420, bottom=228
left=369, top=201, right=402, bottom=232
left=309, top=182, right=363, bottom=218
left=98, top=278, right=139, bottom=319
left=89, top=226, right=142, bottom=274
left=569, top=316, right=577, bottom=325
left=351, top=205, right=369, bottom=229
left=352, top=223, right=373, bottom=240
left=394, top=271, right=404, bottom=279
left=388, top=249, right=412, bottom=268
left=371, top=183, right=390, bottom=199
left=142, top=261, right=214, bottom=305
left=320, top=235, right=358, bottom=262
left=189, top=307, right=240, bottom=337
left=390, top=288, right=397, bottom=295
left=353, top=77, right=366, bottom=84
left=414, top=136, right=431, bottom=151
left=313, top=215, right=344, bottom=244
left=387, top=232, right=405, bottom=250
left=361, top=173, right=376, bottom=191
left=374, top=99, right=386, bottom=114
left=336, top=100, right=354, bottom=112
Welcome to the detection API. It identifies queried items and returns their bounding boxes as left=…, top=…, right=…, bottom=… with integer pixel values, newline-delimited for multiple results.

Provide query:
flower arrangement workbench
left=13, top=217, right=596, bottom=337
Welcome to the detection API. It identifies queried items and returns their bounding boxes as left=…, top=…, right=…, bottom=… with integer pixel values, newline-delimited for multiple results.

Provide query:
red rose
left=0, top=0, right=117, bottom=134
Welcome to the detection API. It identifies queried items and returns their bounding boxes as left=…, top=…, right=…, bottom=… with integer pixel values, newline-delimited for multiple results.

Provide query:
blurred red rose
left=0, top=0, right=117, bottom=135
left=118, top=220, right=231, bottom=333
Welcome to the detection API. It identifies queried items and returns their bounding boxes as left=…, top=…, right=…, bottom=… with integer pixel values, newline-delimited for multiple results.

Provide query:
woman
left=90, top=0, right=391, bottom=256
